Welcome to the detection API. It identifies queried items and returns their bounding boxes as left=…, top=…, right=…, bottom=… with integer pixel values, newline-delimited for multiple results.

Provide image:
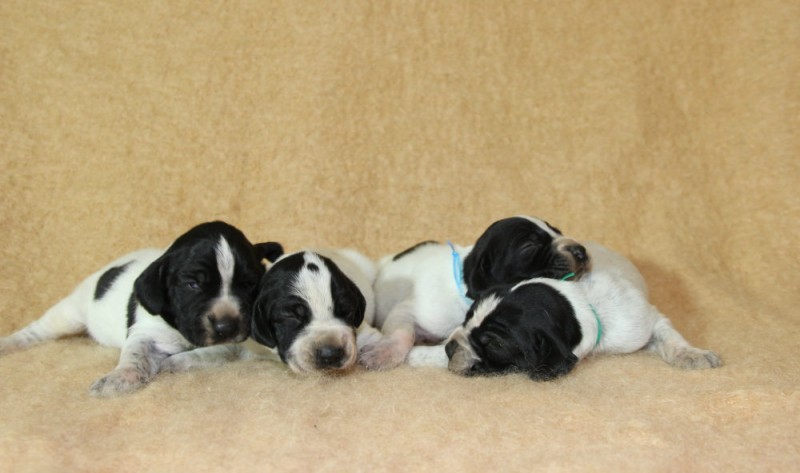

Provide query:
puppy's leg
left=89, top=338, right=171, bottom=397
left=407, top=345, right=449, bottom=368
left=159, top=344, right=248, bottom=373
left=0, top=297, right=86, bottom=356
left=355, top=324, right=383, bottom=349
left=646, top=315, right=722, bottom=369
left=359, top=301, right=416, bottom=370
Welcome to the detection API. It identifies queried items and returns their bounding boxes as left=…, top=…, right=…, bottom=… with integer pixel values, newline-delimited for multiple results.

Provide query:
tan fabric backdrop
left=1, top=1, right=798, bottom=471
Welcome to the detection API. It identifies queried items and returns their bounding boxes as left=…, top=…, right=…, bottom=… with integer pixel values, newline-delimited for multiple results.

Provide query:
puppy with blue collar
left=0, top=221, right=282, bottom=397
left=409, top=241, right=723, bottom=380
left=359, top=216, right=588, bottom=370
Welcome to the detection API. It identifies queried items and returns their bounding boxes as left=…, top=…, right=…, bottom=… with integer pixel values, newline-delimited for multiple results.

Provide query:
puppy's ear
left=250, top=295, right=277, bottom=348
left=524, top=332, right=578, bottom=381
left=255, top=242, right=284, bottom=263
left=134, top=254, right=170, bottom=316
left=462, top=241, right=498, bottom=299
left=349, top=288, right=366, bottom=328
left=329, top=264, right=366, bottom=328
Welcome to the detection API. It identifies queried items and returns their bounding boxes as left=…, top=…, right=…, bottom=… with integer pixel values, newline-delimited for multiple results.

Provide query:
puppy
left=409, top=241, right=722, bottom=379
left=250, top=248, right=378, bottom=374
left=0, top=221, right=282, bottom=397
left=359, top=216, right=588, bottom=370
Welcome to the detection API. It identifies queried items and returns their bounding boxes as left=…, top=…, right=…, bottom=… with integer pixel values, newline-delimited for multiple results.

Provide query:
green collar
left=560, top=273, right=603, bottom=347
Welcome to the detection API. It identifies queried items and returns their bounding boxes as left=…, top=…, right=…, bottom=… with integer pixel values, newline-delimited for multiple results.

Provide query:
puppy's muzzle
left=445, top=331, right=479, bottom=375
left=203, top=311, right=248, bottom=345
left=556, top=238, right=592, bottom=279
left=315, top=345, right=347, bottom=369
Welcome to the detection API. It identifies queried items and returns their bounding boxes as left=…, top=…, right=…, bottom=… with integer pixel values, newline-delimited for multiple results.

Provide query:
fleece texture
left=1, top=1, right=798, bottom=471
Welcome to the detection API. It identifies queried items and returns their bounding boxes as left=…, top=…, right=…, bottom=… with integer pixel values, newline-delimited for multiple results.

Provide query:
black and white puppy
left=250, top=249, right=378, bottom=374
left=409, top=241, right=723, bottom=379
left=359, top=216, right=588, bottom=370
left=0, top=221, right=282, bottom=397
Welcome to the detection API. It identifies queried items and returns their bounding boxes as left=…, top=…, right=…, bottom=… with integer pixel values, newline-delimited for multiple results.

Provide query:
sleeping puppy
left=408, top=241, right=722, bottom=379
left=0, top=221, right=282, bottom=397
left=359, top=216, right=588, bottom=370
left=250, top=248, right=378, bottom=374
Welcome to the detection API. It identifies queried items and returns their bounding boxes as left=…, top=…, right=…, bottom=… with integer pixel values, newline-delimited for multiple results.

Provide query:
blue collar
left=560, top=272, right=602, bottom=347
left=447, top=241, right=473, bottom=307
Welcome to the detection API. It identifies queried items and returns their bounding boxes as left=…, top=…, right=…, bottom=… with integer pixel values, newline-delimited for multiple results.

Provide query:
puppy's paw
left=89, top=368, right=149, bottom=397
left=358, top=339, right=409, bottom=370
left=671, top=347, right=723, bottom=370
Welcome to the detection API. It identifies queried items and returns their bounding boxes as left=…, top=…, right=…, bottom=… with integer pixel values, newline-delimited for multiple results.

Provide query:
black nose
left=567, top=244, right=588, bottom=263
left=315, top=346, right=345, bottom=368
left=445, top=340, right=458, bottom=359
left=213, top=319, right=237, bottom=339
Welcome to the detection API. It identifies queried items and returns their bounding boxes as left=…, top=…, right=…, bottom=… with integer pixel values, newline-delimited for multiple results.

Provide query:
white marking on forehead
left=291, top=252, right=335, bottom=321
left=518, top=215, right=560, bottom=238
left=464, top=293, right=502, bottom=331
left=215, top=236, right=236, bottom=300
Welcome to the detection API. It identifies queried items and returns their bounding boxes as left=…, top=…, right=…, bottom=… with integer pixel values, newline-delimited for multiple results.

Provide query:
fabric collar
left=560, top=272, right=602, bottom=347
left=447, top=241, right=474, bottom=307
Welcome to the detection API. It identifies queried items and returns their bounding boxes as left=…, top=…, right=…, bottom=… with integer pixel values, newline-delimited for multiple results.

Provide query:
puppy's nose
left=445, top=340, right=458, bottom=359
left=567, top=244, right=588, bottom=263
left=212, top=319, right=237, bottom=339
left=315, top=346, right=345, bottom=369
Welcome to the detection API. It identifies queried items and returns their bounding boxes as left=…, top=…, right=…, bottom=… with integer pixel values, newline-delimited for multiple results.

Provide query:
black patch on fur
left=466, top=283, right=581, bottom=381
left=126, top=291, right=138, bottom=329
left=94, top=262, right=132, bottom=300
left=306, top=263, right=319, bottom=272
left=393, top=240, right=439, bottom=261
left=251, top=252, right=310, bottom=358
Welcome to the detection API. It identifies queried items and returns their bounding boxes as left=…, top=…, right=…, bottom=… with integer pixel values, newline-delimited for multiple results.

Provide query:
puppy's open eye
left=186, top=280, right=201, bottom=291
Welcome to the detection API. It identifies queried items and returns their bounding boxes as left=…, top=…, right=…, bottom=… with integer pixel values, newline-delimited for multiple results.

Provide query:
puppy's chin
left=285, top=328, right=358, bottom=374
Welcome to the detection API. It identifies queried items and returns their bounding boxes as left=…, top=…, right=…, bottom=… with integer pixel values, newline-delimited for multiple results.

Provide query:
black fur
left=126, top=291, right=138, bottom=330
left=95, top=262, right=132, bottom=300
left=462, top=217, right=576, bottom=299
left=132, top=221, right=281, bottom=346
left=251, top=251, right=366, bottom=364
left=461, top=283, right=582, bottom=381
left=393, top=240, right=438, bottom=261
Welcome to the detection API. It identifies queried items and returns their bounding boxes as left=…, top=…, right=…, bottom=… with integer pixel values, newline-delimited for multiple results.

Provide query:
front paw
left=89, top=368, right=149, bottom=397
left=358, top=339, right=409, bottom=370
left=672, top=347, right=723, bottom=370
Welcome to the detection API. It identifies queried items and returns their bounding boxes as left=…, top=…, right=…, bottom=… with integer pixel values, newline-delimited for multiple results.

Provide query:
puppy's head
left=445, top=282, right=581, bottom=381
left=251, top=251, right=366, bottom=374
left=133, top=221, right=283, bottom=347
left=462, top=216, right=590, bottom=299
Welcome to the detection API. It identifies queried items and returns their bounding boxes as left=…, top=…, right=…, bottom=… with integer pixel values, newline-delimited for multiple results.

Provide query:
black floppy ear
left=462, top=242, right=498, bottom=299
left=330, top=265, right=366, bottom=328
left=250, top=294, right=277, bottom=348
left=255, top=242, right=284, bottom=263
left=524, top=332, right=578, bottom=381
left=134, top=254, right=170, bottom=316
left=349, top=287, right=366, bottom=328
